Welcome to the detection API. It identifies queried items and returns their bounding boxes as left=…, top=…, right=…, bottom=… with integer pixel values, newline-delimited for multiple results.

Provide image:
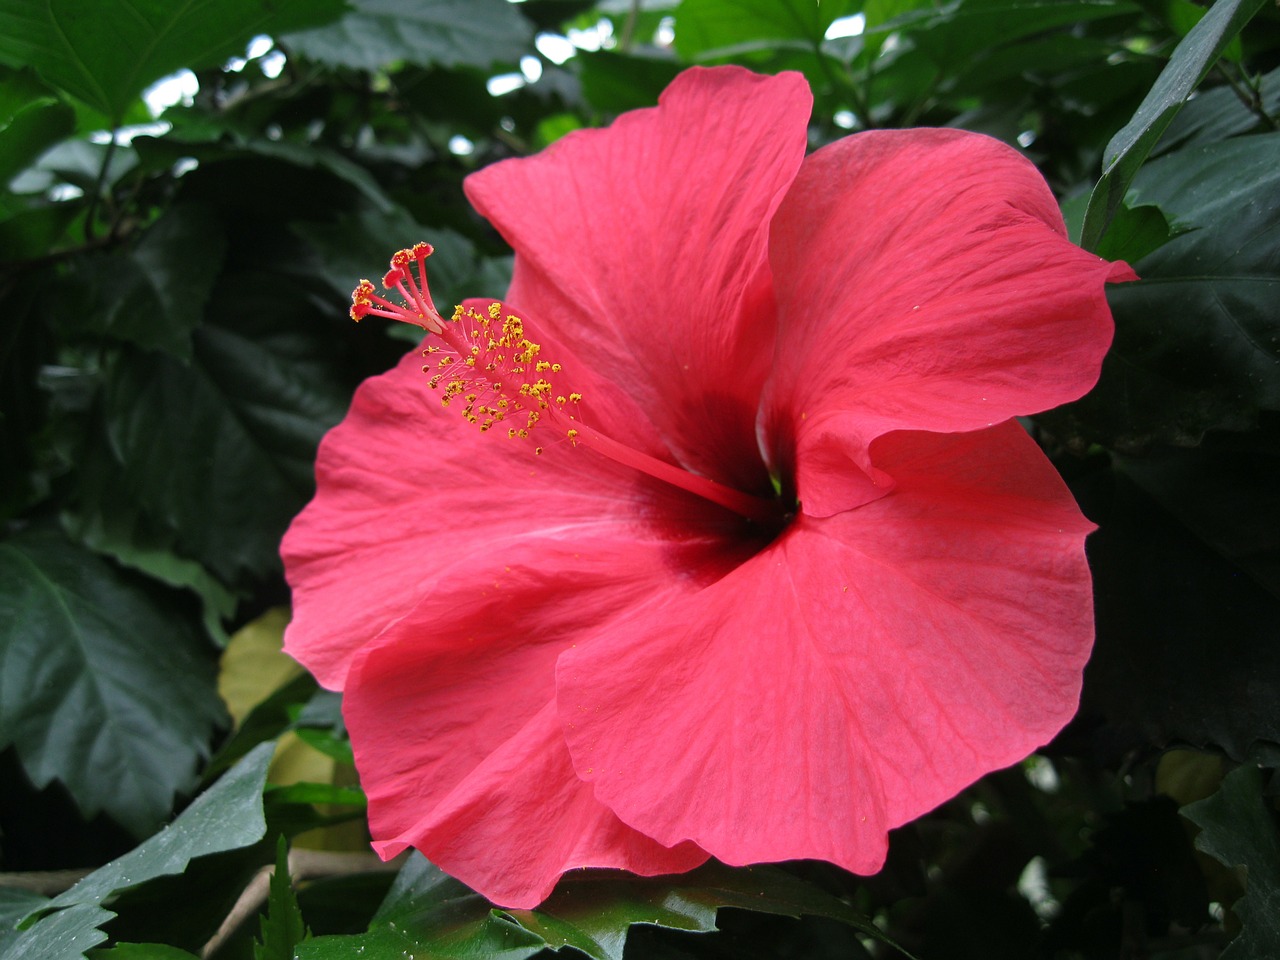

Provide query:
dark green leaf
left=577, top=51, right=682, bottom=113
left=1072, top=469, right=1280, bottom=759
left=0, top=903, right=113, bottom=960
left=1047, top=133, right=1280, bottom=450
left=299, top=857, right=911, bottom=960
left=237, top=141, right=395, bottom=215
left=0, top=68, right=74, bottom=186
left=62, top=507, right=238, bottom=647
left=78, top=204, right=227, bottom=359
left=0, top=528, right=226, bottom=835
left=41, top=742, right=274, bottom=913
left=206, top=673, right=318, bottom=780
left=1092, top=202, right=1175, bottom=264
left=291, top=209, right=511, bottom=314
left=1155, top=64, right=1280, bottom=155
left=0, top=199, right=81, bottom=260
left=1080, top=0, right=1270, bottom=250
left=1182, top=765, right=1280, bottom=958
left=88, top=946, right=201, bottom=960
left=0, top=890, right=48, bottom=956
left=290, top=729, right=355, bottom=767
left=874, top=0, right=1138, bottom=72
left=255, top=838, right=309, bottom=960
left=282, top=0, right=533, bottom=72
left=0, top=0, right=347, bottom=121
left=0, top=890, right=47, bottom=934
left=295, top=855, right=548, bottom=960
left=103, top=274, right=349, bottom=583
left=1117, top=429, right=1280, bottom=599
left=675, top=0, right=858, bottom=57
left=265, top=783, right=364, bottom=807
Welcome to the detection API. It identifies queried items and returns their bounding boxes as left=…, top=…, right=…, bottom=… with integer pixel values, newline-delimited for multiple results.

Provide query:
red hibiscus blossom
left=282, top=65, right=1134, bottom=908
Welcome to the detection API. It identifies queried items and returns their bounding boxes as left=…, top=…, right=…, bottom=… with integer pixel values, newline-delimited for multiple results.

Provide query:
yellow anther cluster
left=420, top=302, right=581, bottom=442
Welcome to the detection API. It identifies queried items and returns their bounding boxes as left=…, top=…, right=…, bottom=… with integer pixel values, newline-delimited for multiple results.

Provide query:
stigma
left=351, top=244, right=583, bottom=448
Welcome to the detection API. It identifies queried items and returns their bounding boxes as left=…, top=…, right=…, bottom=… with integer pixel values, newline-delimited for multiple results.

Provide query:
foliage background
left=0, top=0, right=1277, bottom=957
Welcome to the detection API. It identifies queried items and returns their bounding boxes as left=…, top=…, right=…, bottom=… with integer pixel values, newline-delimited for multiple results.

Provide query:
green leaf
left=0, top=68, right=74, bottom=187
left=298, top=857, right=912, bottom=960
left=7, top=746, right=273, bottom=960
left=0, top=891, right=47, bottom=935
left=255, top=838, right=310, bottom=960
left=78, top=204, right=227, bottom=359
left=0, top=0, right=347, bottom=122
left=205, top=673, right=319, bottom=780
left=0, top=904, right=114, bottom=960
left=675, top=0, right=858, bottom=57
left=1182, top=765, right=1280, bottom=958
left=0, top=528, right=226, bottom=836
left=1117, top=429, right=1280, bottom=600
left=282, top=0, right=533, bottom=72
left=40, top=742, right=274, bottom=915
left=291, top=209, right=511, bottom=315
left=1047, top=132, right=1280, bottom=450
left=295, top=856, right=548, bottom=960
left=265, top=783, right=364, bottom=807
left=103, top=274, right=350, bottom=584
left=1154, top=64, right=1280, bottom=156
left=1073, top=469, right=1280, bottom=759
left=0, top=890, right=48, bottom=956
left=88, top=946, right=201, bottom=960
left=1079, top=0, right=1270, bottom=250
left=62, top=506, right=238, bottom=647
left=577, top=51, right=683, bottom=113
left=1092, top=201, right=1175, bottom=264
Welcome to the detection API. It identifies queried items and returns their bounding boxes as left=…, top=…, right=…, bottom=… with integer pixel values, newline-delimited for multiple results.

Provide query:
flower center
left=351, top=244, right=786, bottom=525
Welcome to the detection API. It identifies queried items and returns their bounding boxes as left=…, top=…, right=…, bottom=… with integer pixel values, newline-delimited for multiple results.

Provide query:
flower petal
left=344, top=554, right=709, bottom=908
left=762, top=129, right=1134, bottom=515
left=557, top=421, right=1094, bottom=870
left=283, top=314, right=751, bottom=688
left=464, top=66, right=812, bottom=491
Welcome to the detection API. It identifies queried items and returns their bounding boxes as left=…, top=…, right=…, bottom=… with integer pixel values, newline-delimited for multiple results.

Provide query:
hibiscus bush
left=1, top=0, right=1278, bottom=958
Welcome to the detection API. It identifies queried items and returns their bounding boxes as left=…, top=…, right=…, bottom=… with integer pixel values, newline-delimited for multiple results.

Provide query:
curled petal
left=763, top=129, right=1134, bottom=515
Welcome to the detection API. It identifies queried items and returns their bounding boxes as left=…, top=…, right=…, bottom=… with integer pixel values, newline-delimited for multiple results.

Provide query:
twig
left=200, top=849, right=406, bottom=958
left=0, top=868, right=92, bottom=895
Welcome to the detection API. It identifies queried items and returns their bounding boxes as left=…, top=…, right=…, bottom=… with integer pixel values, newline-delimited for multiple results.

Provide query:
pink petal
left=464, top=66, right=812, bottom=491
left=557, top=421, right=1094, bottom=871
left=282, top=309, right=752, bottom=688
left=762, top=129, right=1135, bottom=516
left=344, top=555, right=710, bottom=908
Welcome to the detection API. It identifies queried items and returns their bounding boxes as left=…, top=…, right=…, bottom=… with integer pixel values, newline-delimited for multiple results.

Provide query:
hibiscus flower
left=282, top=65, right=1134, bottom=908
